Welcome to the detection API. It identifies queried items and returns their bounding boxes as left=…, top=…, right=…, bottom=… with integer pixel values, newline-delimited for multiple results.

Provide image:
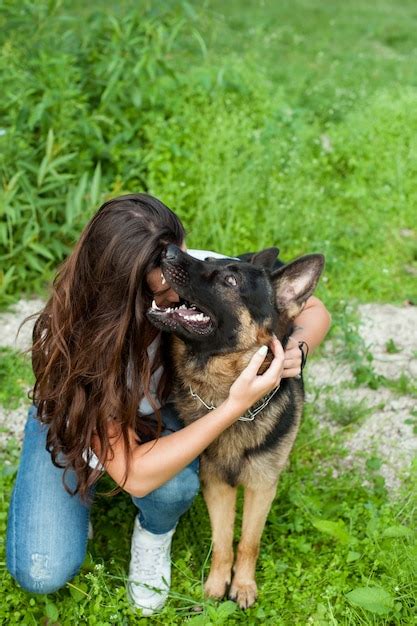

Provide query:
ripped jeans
left=6, top=404, right=199, bottom=594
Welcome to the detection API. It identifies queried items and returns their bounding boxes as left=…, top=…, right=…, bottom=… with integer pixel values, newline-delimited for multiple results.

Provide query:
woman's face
left=146, top=242, right=187, bottom=308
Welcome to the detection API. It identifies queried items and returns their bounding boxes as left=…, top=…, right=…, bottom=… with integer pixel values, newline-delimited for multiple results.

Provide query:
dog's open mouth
left=148, top=298, right=215, bottom=336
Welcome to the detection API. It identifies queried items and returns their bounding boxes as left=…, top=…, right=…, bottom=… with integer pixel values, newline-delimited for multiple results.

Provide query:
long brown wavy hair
left=31, top=193, right=185, bottom=500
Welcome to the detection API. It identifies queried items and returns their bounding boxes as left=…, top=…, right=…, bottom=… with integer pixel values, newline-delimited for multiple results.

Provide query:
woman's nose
left=166, top=288, right=180, bottom=303
left=155, top=288, right=180, bottom=307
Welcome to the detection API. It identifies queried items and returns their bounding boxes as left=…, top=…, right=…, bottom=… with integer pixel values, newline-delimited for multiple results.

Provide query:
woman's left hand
left=282, top=336, right=302, bottom=378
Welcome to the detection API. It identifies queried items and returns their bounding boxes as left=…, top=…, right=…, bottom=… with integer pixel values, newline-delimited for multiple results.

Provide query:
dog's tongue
left=177, top=307, right=200, bottom=317
left=175, top=305, right=210, bottom=323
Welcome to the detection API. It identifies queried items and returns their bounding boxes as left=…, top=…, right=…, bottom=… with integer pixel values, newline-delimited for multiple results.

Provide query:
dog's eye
left=225, top=275, right=238, bottom=287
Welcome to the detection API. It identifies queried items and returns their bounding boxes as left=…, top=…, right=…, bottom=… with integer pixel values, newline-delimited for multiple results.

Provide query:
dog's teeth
left=160, top=272, right=166, bottom=285
left=151, top=299, right=158, bottom=310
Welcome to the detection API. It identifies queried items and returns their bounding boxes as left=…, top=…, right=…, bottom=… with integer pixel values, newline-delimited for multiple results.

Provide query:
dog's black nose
left=164, top=244, right=182, bottom=261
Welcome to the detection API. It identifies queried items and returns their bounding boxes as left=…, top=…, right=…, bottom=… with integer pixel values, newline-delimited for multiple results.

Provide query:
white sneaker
left=127, top=516, right=175, bottom=616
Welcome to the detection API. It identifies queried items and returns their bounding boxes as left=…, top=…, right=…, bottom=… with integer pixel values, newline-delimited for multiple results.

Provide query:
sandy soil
left=1, top=299, right=416, bottom=490
left=307, top=303, right=417, bottom=489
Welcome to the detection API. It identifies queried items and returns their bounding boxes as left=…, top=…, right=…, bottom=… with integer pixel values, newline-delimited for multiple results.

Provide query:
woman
left=6, top=193, right=331, bottom=615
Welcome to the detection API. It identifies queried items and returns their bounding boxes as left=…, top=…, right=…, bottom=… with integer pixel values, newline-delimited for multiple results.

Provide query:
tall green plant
left=0, top=1, right=194, bottom=303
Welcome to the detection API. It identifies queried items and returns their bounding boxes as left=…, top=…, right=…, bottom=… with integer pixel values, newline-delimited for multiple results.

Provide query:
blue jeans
left=6, top=404, right=199, bottom=594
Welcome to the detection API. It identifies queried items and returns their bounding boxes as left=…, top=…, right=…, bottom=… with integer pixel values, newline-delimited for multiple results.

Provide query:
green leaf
left=382, top=525, right=413, bottom=538
left=29, top=242, right=54, bottom=261
left=346, top=551, right=361, bottom=563
left=385, top=338, right=401, bottom=353
left=312, top=518, right=351, bottom=543
left=65, top=173, right=88, bottom=226
left=28, top=99, right=47, bottom=130
left=26, top=252, right=45, bottom=273
left=216, top=600, right=237, bottom=619
left=69, top=582, right=88, bottom=602
left=346, top=587, right=394, bottom=615
left=90, top=162, right=101, bottom=209
left=366, top=517, right=379, bottom=537
left=0, top=266, right=16, bottom=290
left=46, top=128, right=54, bottom=161
left=44, top=601, right=59, bottom=621
left=37, top=155, right=49, bottom=188
left=366, top=456, right=382, bottom=471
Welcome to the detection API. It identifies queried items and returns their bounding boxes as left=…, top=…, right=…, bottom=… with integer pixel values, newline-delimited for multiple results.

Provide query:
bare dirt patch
left=0, top=298, right=44, bottom=351
left=307, top=303, right=417, bottom=490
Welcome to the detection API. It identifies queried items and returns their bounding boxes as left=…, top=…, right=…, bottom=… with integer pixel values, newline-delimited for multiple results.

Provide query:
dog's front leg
left=202, top=479, right=237, bottom=599
left=229, top=483, right=277, bottom=609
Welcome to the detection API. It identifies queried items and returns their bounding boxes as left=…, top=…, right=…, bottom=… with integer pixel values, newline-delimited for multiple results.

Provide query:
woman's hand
left=227, top=336, right=284, bottom=415
left=282, top=336, right=303, bottom=378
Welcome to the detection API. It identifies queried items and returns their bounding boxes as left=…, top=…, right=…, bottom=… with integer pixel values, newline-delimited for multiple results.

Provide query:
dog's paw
left=204, top=571, right=230, bottom=599
left=229, top=580, right=257, bottom=609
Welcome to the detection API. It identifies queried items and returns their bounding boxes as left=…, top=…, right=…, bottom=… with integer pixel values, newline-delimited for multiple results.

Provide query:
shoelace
left=130, top=541, right=171, bottom=584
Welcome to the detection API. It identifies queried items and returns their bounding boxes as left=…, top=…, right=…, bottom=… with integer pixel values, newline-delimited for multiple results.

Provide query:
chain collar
left=189, top=384, right=281, bottom=422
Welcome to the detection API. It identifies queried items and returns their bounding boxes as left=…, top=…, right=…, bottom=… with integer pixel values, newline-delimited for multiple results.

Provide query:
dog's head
left=146, top=245, right=324, bottom=356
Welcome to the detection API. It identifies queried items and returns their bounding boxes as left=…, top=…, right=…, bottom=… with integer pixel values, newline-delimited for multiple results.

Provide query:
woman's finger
left=282, top=367, right=302, bottom=379
left=258, top=337, right=284, bottom=383
left=284, top=357, right=301, bottom=369
left=242, top=344, right=270, bottom=377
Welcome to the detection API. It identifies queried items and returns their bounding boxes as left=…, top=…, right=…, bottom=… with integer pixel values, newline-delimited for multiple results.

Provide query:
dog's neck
left=171, top=334, right=292, bottom=403
left=171, top=339, right=260, bottom=400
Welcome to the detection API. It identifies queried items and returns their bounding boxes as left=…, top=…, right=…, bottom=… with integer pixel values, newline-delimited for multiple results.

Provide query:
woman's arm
left=282, top=296, right=331, bottom=378
left=92, top=338, right=284, bottom=497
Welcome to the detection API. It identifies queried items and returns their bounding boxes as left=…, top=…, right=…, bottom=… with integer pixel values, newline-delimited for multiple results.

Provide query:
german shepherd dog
left=147, top=244, right=324, bottom=609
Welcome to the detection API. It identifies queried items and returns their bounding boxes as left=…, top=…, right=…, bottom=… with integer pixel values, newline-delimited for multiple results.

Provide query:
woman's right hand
left=227, top=336, right=285, bottom=416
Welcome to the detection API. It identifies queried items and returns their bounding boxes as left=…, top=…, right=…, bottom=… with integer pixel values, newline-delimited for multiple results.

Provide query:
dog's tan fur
left=171, top=308, right=304, bottom=608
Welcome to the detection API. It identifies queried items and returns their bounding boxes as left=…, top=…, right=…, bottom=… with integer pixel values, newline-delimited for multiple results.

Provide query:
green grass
left=0, top=348, right=33, bottom=409
left=1, top=0, right=417, bottom=623
left=323, top=397, right=379, bottom=427
left=0, top=364, right=416, bottom=625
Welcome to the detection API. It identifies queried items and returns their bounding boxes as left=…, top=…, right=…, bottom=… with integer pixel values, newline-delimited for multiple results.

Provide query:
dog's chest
left=170, top=340, right=303, bottom=486
left=173, top=381, right=302, bottom=486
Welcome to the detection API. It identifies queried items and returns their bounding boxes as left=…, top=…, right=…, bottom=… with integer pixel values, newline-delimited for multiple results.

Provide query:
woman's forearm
left=290, top=296, right=331, bottom=352
left=124, top=398, right=243, bottom=497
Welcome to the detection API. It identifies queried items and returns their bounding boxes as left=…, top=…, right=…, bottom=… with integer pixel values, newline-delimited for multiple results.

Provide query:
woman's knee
left=156, top=463, right=200, bottom=504
left=8, top=552, right=84, bottom=595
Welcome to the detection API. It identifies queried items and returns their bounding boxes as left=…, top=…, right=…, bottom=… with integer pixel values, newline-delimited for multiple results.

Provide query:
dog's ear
left=238, top=247, right=280, bottom=269
left=271, top=254, right=325, bottom=318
